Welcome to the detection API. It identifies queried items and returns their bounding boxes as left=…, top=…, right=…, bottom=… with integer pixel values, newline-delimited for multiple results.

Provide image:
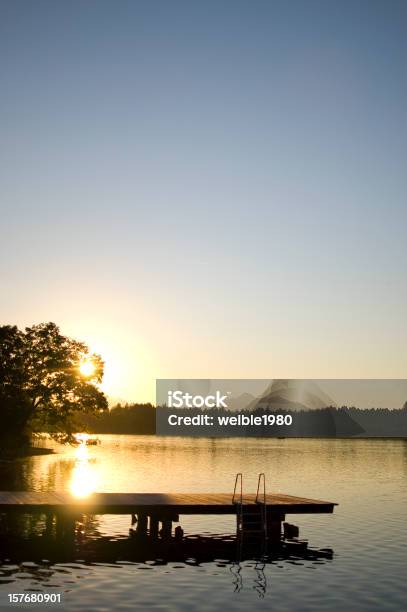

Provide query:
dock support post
left=45, top=513, right=54, bottom=537
left=149, top=516, right=159, bottom=539
left=161, top=519, right=172, bottom=540
left=267, top=513, right=284, bottom=545
left=55, top=513, right=75, bottom=543
left=136, top=513, right=148, bottom=535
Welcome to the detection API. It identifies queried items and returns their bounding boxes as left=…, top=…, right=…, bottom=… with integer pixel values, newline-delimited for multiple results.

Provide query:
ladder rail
left=256, top=473, right=267, bottom=540
left=233, top=473, right=243, bottom=537
left=256, top=472, right=266, bottom=505
left=232, top=472, right=243, bottom=505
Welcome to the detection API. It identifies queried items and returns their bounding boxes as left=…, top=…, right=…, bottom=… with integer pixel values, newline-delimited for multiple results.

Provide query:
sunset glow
left=70, top=438, right=99, bottom=498
left=79, top=359, right=95, bottom=378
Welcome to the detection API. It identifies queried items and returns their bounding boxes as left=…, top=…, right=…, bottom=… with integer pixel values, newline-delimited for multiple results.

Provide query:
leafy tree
left=0, top=322, right=108, bottom=446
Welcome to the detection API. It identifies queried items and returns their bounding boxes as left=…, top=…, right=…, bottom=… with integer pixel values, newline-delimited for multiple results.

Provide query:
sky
left=0, top=0, right=406, bottom=403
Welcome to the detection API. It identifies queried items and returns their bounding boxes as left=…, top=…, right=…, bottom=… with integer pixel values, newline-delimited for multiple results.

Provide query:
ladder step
left=243, top=514, right=262, bottom=521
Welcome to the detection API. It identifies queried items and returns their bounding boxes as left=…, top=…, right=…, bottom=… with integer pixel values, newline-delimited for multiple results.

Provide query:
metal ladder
left=233, top=473, right=267, bottom=539
left=232, top=474, right=268, bottom=589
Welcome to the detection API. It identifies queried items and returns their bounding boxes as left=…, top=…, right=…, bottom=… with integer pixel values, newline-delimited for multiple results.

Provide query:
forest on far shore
left=80, top=403, right=407, bottom=437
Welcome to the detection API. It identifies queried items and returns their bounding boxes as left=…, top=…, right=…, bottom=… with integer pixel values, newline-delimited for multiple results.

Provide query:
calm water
left=0, top=436, right=406, bottom=611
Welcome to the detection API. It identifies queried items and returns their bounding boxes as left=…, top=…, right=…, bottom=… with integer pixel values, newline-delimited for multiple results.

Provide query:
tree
left=0, top=322, right=108, bottom=446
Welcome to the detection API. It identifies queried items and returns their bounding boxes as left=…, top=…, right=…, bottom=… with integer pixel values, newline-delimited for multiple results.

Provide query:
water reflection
left=69, top=443, right=99, bottom=498
left=0, top=528, right=333, bottom=600
left=252, top=560, right=267, bottom=598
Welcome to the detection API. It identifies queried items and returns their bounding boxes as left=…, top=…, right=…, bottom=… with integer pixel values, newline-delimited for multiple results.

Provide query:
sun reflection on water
left=70, top=437, right=99, bottom=498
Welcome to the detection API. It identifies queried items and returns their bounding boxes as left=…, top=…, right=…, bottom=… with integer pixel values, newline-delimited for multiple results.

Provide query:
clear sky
left=1, top=0, right=406, bottom=402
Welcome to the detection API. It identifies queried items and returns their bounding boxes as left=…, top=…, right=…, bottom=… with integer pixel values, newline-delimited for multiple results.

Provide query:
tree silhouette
left=0, top=322, right=108, bottom=446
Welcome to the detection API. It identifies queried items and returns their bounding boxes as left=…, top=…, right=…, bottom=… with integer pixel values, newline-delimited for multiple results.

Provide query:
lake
left=0, top=436, right=406, bottom=611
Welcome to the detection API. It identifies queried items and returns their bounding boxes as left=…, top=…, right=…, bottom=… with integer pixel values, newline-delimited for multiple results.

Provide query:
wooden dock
left=0, top=491, right=336, bottom=515
left=0, top=491, right=336, bottom=543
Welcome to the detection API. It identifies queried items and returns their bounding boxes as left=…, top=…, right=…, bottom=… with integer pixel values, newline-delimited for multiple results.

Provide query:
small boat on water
left=85, top=437, right=100, bottom=446
left=74, top=434, right=101, bottom=446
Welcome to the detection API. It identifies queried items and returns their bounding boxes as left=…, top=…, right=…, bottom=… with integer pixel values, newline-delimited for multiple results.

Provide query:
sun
left=79, top=359, right=95, bottom=377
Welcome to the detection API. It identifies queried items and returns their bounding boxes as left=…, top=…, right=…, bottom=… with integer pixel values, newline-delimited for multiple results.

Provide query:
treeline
left=80, top=403, right=156, bottom=434
left=345, top=405, right=407, bottom=437
left=79, top=403, right=407, bottom=437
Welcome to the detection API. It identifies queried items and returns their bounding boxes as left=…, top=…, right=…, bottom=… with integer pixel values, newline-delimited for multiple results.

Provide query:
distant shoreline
left=1, top=436, right=404, bottom=461
left=75, top=433, right=407, bottom=440
left=0, top=446, right=54, bottom=460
